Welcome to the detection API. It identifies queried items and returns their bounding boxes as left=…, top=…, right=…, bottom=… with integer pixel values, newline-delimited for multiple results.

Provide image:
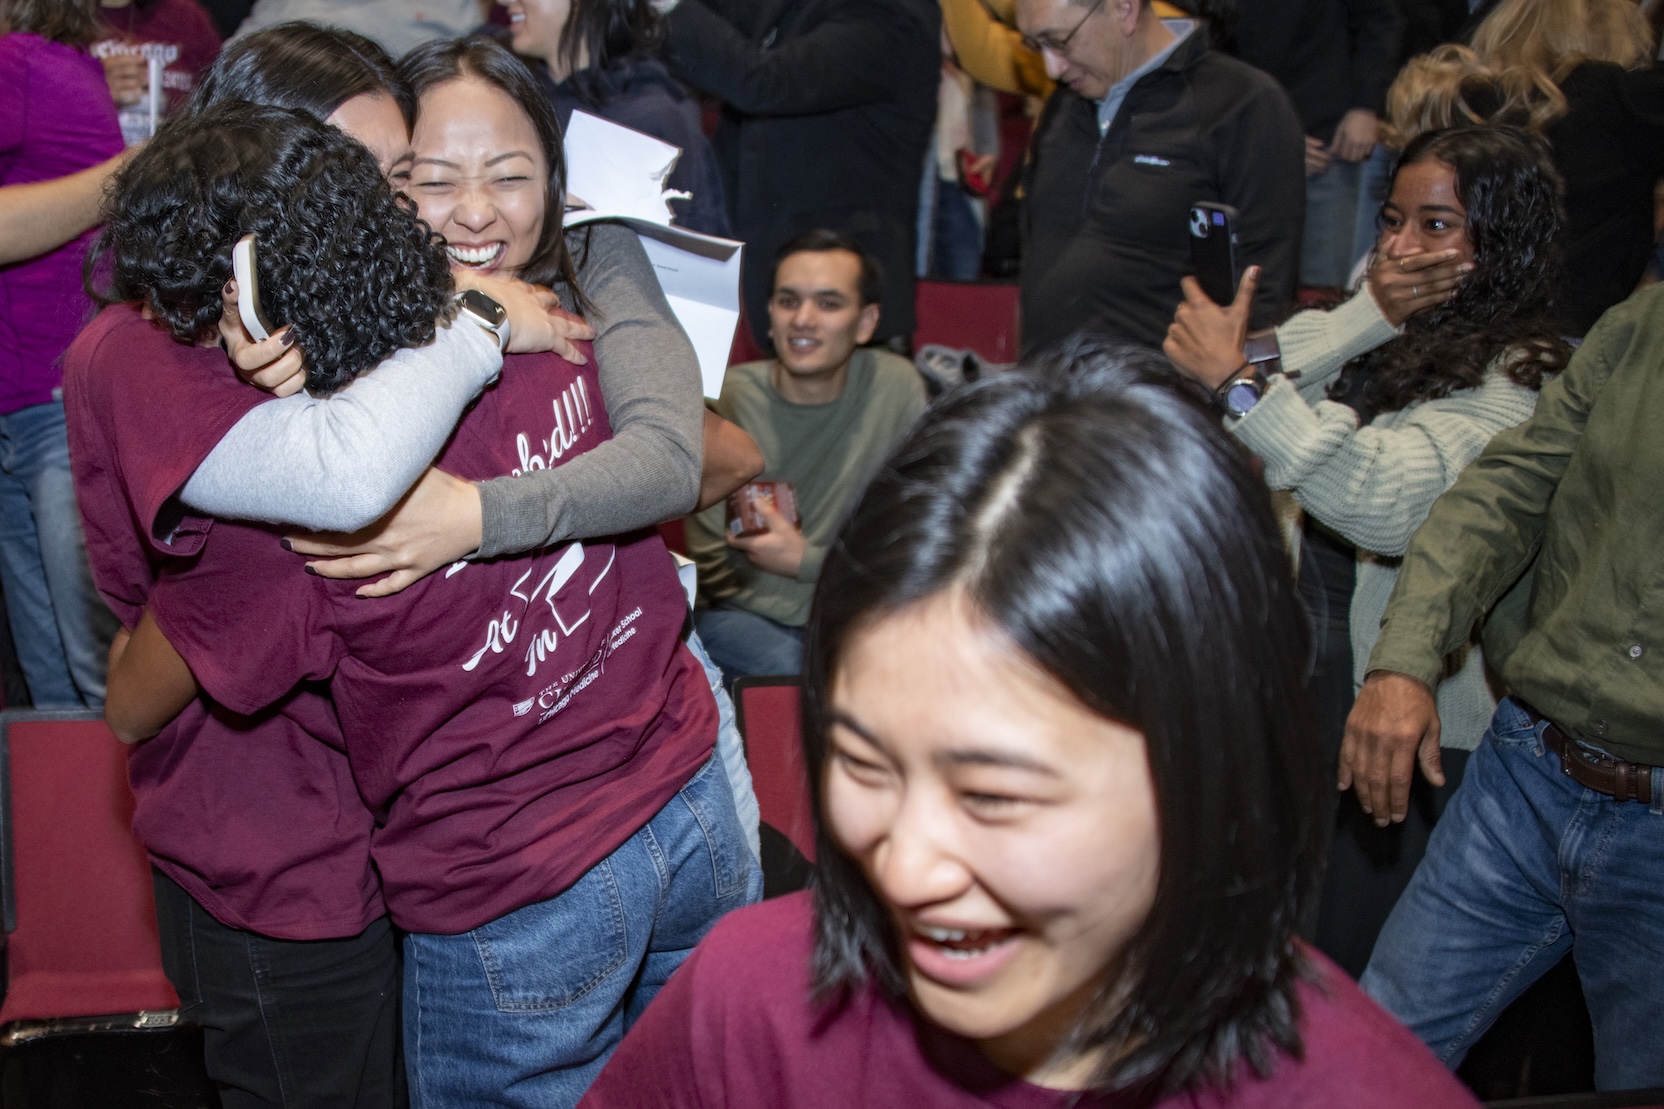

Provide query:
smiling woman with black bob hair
left=580, top=341, right=1480, bottom=1107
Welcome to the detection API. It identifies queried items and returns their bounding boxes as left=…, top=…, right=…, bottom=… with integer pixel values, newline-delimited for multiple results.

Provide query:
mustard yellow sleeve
left=940, top=0, right=1054, bottom=99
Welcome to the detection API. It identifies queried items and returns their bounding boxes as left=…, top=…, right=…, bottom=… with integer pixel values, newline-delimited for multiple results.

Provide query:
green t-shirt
left=687, top=349, right=927, bottom=627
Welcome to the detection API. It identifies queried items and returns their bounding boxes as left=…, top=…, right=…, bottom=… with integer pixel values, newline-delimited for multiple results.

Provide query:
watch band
left=1214, top=363, right=1269, bottom=419
left=1243, top=330, right=1283, bottom=377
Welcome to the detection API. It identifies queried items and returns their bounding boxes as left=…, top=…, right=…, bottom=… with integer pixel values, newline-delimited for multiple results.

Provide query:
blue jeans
left=402, top=756, right=762, bottom=1108
left=694, top=605, right=804, bottom=686
left=1361, top=697, right=1664, bottom=1090
left=930, top=178, right=985, bottom=281
left=0, top=400, right=118, bottom=707
left=1301, top=156, right=1363, bottom=288
left=686, top=630, right=761, bottom=863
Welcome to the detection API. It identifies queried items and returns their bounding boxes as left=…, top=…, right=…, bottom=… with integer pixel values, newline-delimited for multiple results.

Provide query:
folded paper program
left=564, top=110, right=691, bottom=226
left=563, top=111, right=744, bottom=399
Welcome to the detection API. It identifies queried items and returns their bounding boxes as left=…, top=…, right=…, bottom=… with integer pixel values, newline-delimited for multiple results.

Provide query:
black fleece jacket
left=1020, top=31, right=1306, bottom=353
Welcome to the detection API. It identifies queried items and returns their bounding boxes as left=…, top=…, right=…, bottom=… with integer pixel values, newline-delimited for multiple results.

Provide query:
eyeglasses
left=1020, top=0, right=1106, bottom=56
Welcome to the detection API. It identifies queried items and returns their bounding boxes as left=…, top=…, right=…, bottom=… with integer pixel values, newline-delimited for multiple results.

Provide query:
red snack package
left=726, top=481, right=799, bottom=538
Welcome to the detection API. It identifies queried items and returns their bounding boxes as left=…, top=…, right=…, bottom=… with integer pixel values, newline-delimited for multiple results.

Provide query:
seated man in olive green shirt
left=1339, top=283, right=1664, bottom=1090
left=688, top=231, right=927, bottom=682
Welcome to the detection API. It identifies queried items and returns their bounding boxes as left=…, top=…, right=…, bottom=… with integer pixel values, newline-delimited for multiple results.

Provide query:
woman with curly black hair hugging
left=77, top=99, right=759, bottom=1109
left=1164, top=124, right=1569, bottom=978
left=580, top=342, right=1479, bottom=1108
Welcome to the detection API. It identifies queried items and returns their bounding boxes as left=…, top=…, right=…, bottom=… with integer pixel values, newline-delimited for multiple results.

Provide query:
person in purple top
left=0, top=0, right=124, bottom=707
left=583, top=343, right=1482, bottom=1108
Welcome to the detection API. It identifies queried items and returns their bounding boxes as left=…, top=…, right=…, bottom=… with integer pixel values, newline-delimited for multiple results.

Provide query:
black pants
left=1296, top=525, right=1471, bottom=979
left=151, top=870, right=407, bottom=1109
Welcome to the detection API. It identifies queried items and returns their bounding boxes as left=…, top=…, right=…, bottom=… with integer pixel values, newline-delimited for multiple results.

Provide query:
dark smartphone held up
left=1188, top=202, right=1240, bottom=306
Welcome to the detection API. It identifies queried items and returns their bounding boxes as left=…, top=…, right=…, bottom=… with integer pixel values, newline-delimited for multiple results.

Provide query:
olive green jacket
left=1368, top=284, right=1664, bottom=765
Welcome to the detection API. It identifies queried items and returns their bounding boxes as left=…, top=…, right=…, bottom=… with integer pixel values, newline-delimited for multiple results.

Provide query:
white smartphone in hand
left=232, top=234, right=275, bottom=341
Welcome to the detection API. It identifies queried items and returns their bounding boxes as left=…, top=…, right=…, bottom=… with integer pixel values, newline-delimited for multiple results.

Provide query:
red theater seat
left=731, top=677, right=814, bottom=866
left=914, top=279, right=1021, bottom=365
left=0, top=711, right=178, bottom=1044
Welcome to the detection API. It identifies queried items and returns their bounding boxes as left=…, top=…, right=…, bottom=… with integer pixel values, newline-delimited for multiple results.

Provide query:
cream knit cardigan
left=1228, top=288, right=1540, bottom=751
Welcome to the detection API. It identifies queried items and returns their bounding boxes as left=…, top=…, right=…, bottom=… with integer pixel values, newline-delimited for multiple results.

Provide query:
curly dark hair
left=91, top=102, right=455, bottom=394
left=1349, top=125, right=1570, bottom=415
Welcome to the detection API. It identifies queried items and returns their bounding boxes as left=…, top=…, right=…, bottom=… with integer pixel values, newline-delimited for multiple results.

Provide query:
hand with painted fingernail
left=218, top=277, right=308, bottom=396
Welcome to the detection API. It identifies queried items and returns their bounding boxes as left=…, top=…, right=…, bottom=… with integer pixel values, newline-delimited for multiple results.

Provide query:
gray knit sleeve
left=180, top=321, right=503, bottom=531
left=474, top=223, right=704, bottom=558
left=1229, top=366, right=1539, bottom=557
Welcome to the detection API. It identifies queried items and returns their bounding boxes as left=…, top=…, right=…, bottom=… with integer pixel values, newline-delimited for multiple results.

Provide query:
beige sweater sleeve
left=1273, top=284, right=1399, bottom=399
left=1230, top=362, right=1541, bottom=558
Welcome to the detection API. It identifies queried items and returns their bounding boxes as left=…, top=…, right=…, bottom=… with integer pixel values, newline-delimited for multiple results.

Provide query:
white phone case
left=232, top=234, right=272, bottom=341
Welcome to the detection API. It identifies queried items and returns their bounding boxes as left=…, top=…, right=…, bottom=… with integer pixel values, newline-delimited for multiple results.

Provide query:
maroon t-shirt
left=63, top=305, right=382, bottom=940
left=580, top=893, right=1484, bottom=1109
left=146, top=324, right=717, bottom=935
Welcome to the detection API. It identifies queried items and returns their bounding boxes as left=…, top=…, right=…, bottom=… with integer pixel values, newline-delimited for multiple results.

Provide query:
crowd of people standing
left=2, top=0, right=1663, bottom=1104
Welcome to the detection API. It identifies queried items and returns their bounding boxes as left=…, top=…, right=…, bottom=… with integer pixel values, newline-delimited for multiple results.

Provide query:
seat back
left=913, top=279, right=1021, bottom=364
left=0, top=711, right=178, bottom=1025
left=731, top=677, right=815, bottom=865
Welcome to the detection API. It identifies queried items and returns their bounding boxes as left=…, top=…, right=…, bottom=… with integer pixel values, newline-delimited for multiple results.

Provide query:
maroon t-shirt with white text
left=146, top=328, right=717, bottom=935
left=93, top=0, right=221, bottom=144
left=63, top=305, right=382, bottom=940
left=580, top=893, right=1483, bottom=1109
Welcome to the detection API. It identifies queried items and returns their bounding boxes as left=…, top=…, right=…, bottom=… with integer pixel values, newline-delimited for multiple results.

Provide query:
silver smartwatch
left=455, top=289, right=511, bottom=351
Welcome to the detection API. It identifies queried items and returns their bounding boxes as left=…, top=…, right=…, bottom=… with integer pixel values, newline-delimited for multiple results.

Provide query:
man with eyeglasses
left=1015, top=0, right=1304, bottom=353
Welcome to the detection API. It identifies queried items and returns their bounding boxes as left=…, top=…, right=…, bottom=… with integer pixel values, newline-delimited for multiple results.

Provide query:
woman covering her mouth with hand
left=578, top=342, right=1480, bottom=1108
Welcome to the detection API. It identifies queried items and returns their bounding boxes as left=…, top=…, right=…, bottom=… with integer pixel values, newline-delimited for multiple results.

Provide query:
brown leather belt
left=1520, top=702, right=1657, bottom=805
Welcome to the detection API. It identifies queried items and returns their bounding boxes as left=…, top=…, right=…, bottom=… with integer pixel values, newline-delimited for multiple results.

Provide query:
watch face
left=459, top=289, right=507, bottom=327
left=1224, top=379, right=1262, bottom=416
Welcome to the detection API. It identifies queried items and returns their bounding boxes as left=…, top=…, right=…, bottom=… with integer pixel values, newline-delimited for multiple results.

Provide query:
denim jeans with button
left=0, top=401, right=119, bottom=707
left=1361, top=696, right=1664, bottom=1089
left=402, top=755, right=763, bottom=1108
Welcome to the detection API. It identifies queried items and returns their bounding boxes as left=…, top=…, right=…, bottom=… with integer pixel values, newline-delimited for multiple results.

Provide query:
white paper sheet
left=562, top=112, right=743, bottom=398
